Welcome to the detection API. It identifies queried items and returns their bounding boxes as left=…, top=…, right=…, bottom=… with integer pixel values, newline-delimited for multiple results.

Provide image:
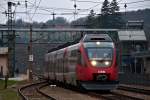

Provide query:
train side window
left=77, top=51, right=81, bottom=64
left=77, top=51, right=86, bottom=67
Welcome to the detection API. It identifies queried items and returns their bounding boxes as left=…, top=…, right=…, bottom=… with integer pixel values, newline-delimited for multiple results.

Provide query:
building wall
left=0, top=55, right=8, bottom=76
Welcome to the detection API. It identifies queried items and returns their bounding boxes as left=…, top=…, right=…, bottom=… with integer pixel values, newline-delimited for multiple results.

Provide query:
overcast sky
left=0, top=0, right=150, bottom=24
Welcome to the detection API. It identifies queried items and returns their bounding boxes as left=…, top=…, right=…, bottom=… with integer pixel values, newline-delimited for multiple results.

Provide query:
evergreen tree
left=101, top=0, right=110, bottom=15
left=110, top=0, right=119, bottom=14
left=98, top=0, right=125, bottom=29
left=99, top=0, right=111, bottom=28
left=86, top=9, right=96, bottom=28
left=109, top=0, right=125, bottom=28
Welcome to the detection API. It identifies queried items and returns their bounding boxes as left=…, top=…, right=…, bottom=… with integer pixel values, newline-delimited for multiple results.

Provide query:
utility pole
left=73, top=0, right=77, bottom=20
left=52, top=12, right=56, bottom=28
left=25, top=0, right=33, bottom=81
left=124, top=3, right=127, bottom=29
left=28, top=24, right=33, bottom=81
left=7, top=2, right=16, bottom=77
left=4, top=1, right=16, bottom=89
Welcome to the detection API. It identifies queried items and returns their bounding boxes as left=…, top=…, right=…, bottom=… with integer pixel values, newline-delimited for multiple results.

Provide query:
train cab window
left=87, top=48, right=113, bottom=67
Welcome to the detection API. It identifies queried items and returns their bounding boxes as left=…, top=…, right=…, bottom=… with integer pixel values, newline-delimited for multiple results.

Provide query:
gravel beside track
left=39, top=83, right=150, bottom=100
left=40, top=85, right=101, bottom=100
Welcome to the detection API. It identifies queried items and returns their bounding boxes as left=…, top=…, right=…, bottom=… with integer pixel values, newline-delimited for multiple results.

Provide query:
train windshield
left=87, top=48, right=113, bottom=67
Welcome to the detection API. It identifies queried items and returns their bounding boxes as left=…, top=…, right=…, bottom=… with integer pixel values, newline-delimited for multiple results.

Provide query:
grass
left=0, top=80, right=17, bottom=89
left=0, top=80, right=23, bottom=100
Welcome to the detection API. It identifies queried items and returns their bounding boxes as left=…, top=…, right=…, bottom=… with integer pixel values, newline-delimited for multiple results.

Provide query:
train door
left=67, top=46, right=78, bottom=85
left=66, top=50, right=71, bottom=84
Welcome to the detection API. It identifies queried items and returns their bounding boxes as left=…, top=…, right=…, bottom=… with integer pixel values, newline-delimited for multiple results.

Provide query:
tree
left=54, top=17, right=68, bottom=25
left=99, top=0, right=125, bottom=29
left=70, top=17, right=87, bottom=28
left=46, top=17, right=69, bottom=28
left=109, top=0, right=125, bottom=28
left=15, top=19, right=24, bottom=27
left=101, top=0, right=110, bottom=15
left=86, top=10, right=96, bottom=28
left=99, top=0, right=111, bottom=28
left=110, top=0, right=119, bottom=14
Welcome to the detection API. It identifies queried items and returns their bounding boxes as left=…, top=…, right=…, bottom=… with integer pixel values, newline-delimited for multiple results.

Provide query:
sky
left=0, top=0, right=150, bottom=24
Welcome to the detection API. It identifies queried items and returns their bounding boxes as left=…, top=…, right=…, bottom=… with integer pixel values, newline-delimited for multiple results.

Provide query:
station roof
left=118, top=30, right=146, bottom=41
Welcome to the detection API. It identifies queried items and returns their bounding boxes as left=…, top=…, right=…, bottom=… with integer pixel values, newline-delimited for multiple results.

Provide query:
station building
left=0, top=47, right=8, bottom=77
left=118, top=21, right=150, bottom=84
left=118, top=30, right=148, bottom=74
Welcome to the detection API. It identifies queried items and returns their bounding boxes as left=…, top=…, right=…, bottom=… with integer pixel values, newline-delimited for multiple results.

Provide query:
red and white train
left=45, top=34, right=119, bottom=90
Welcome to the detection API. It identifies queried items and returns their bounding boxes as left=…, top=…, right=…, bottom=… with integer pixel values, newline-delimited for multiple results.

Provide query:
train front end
left=77, top=34, right=119, bottom=90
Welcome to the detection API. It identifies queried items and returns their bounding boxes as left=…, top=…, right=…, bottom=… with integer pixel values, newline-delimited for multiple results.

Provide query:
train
left=44, top=33, right=119, bottom=90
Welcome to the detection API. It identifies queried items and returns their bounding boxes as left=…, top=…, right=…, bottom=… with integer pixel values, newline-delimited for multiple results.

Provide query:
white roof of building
left=118, top=30, right=146, bottom=41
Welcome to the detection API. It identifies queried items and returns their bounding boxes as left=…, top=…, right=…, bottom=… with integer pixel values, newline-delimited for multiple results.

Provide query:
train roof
left=82, top=34, right=112, bottom=42
left=47, top=34, right=112, bottom=53
left=47, top=41, right=80, bottom=53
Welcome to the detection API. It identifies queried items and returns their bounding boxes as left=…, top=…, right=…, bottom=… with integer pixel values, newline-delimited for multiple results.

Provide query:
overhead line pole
left=73, top=0, right=77, bottom=20
left=52, top=12, right=56, bottom=28
left=28, top=24, right=33, bottom=81
left=25, top=0, right=33, bottom=81
left=4, top=1, right=16, bottom=89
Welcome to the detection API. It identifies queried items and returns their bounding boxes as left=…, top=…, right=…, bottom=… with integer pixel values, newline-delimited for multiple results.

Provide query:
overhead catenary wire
left=31, top=0, right=42, bottom=21
left=27, top=1, right=88, bottom=12
left=120, top=0, right=149, bottom=5
left=68, top=15, right=75, bottom=22
left=74, top=0, right=102, bottom=4
left=118, top=0, right=123, bottom=3
left=2, top=5, right=149, bottom=17
left=11, top=11, right=90, bottom=15
left=0, top=3, right=7, bottom=10
left=14, top=0, right=150, bottom=16
left=1, top=0, right=149, bottom=23
left=2, top=0, right=150, bottom=14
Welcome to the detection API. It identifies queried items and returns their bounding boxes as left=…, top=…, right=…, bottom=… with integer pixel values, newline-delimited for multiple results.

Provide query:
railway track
left=47, top=82, right=146, bottom=100
left=42, top=82, right=149, bottom=100
left=88, top=91, right=145, bottom=100
left=18, top=78, right=149, bottom=100
left=87, top=84, right=150, bottom=100
left=118, top=85, right=150, bottom=95
left=18, top=81, right=55, bottom=100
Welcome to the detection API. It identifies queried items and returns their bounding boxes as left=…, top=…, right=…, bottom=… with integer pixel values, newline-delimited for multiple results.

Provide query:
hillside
left=124, top=9, right=150, bottom=27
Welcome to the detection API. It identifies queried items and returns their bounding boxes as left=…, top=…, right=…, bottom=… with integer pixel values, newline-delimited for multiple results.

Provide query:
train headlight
left=104, top=61, right=110, bottom=66
left=91, top=60, right=97, bottom=66
left=96, top=41, right=100, bottom=45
